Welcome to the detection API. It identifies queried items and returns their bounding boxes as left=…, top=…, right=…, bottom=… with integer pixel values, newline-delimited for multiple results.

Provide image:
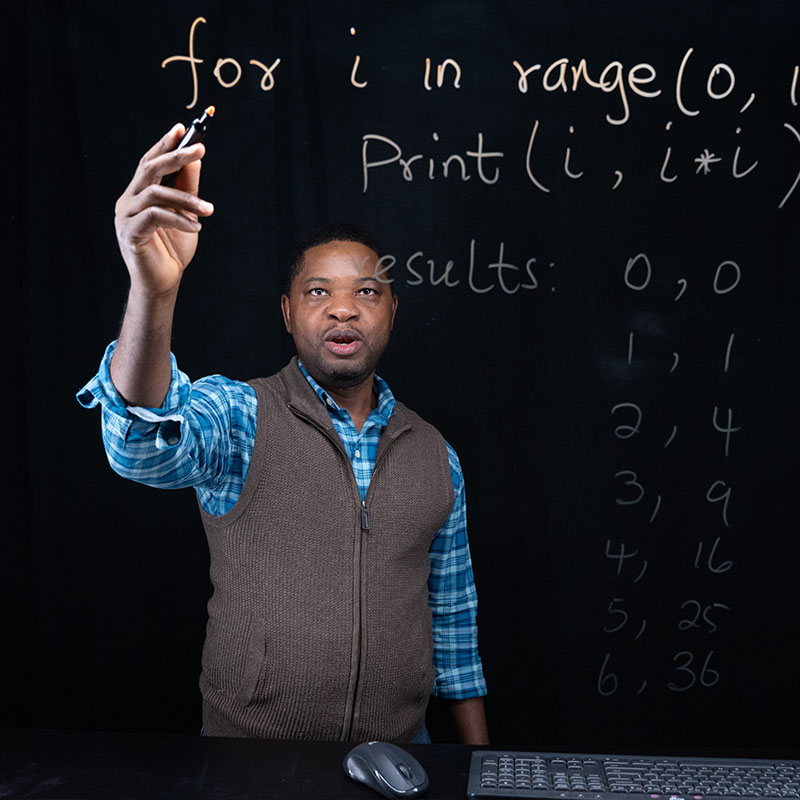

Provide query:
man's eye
left=359, top=287, right=376, bottom=295
left=309, top=288, right=327, bottom=296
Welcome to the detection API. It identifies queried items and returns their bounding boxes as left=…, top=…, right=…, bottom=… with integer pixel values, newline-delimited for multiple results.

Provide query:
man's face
left=281, top=240, right=398, bottom=391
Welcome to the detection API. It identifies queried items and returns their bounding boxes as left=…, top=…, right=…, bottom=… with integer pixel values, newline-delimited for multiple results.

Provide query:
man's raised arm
left=109, top=124, right=214, bottom=408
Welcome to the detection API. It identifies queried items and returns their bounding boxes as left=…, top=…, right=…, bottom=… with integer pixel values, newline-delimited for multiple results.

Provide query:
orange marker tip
left=205, top=105, right=216, bottom=117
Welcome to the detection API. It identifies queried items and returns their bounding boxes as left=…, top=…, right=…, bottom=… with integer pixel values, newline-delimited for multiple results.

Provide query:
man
left=77, top=123, right=488, bottom=744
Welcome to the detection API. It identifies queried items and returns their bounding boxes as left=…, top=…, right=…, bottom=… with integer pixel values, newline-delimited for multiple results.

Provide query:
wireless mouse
left=343, top=740, right=430, bottom=798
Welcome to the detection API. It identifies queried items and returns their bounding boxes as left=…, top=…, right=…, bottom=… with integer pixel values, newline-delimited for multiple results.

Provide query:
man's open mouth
left=326, top=330, right=360, bottom=344
left=324, top=329, right=363, bottom=355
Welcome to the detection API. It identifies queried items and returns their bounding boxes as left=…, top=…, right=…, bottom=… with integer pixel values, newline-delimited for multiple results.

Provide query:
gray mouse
left=343, top=741, right=430, bottom=798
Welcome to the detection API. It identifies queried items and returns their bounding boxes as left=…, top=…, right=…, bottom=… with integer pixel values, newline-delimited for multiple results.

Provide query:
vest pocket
left=235, top=616, right=266, bottom=706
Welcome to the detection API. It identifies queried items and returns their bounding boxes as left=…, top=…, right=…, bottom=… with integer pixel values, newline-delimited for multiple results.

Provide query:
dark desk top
left=0, top=727, right=473, bottom=799
left=4, top=728, right=800, bottom=800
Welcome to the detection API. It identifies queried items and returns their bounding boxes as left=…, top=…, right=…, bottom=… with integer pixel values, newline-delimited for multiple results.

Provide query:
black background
left=6, top=0, right=800, bottom=750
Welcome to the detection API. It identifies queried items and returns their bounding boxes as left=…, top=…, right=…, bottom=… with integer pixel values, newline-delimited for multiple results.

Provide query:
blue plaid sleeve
left=428, top=443, right=487, bottom=699
left=76, top=340, right=257, bottom=516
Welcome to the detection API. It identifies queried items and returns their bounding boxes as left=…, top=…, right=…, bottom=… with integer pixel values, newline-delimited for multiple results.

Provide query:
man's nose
left=327, top=296, right=358, bottom=320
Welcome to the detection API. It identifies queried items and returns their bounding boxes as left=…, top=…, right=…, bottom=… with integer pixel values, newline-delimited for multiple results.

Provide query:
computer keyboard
left=466, top=752, right=800, bottom=799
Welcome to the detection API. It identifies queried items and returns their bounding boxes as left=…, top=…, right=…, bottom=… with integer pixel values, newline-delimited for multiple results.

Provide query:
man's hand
left=110, top=125, right=215, bottom=407
left=441, top=696, right=490, bottom=745
left=113, top=124, right=214, bottom=297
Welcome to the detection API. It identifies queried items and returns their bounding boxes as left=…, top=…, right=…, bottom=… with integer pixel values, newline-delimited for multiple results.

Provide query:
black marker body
left=161, top=107, right=214, bottom=187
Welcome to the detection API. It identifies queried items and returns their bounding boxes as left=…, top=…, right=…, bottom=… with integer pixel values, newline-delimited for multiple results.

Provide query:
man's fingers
left=121, top=183, right=214, bottom=221
left=114, top=125, right=212, bottom=259
left=122, top=206, right=203, bottom=245
left=138, top=123, right=185, bottom=165
left=173, top=158, right=202, bottom=195
left=130, top=143, right=206, bottom=195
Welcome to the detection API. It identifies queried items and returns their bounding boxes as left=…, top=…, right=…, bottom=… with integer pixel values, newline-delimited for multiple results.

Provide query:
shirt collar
left=297, top=360, right=396, bottom=426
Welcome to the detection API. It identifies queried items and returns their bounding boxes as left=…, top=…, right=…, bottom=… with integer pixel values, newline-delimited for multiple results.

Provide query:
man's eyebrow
left=301, top=276, right=380, bottom=283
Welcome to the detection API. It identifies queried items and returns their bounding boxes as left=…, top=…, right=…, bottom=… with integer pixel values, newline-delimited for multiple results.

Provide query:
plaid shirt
left=77, top=341, right=486, bottom=699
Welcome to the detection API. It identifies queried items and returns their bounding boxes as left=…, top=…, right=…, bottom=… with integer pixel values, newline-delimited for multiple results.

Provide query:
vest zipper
left=360, top=500, right=370, bottom=531
left=346, top=431, right=411, bottom=741
left=287, top=403, right=369, bottom=740
left=287, top=402, right=411, bottom=740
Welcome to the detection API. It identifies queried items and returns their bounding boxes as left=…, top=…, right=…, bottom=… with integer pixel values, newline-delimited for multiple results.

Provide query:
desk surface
left=0, top=727, right=473, bottom=799
left=4, top=728, right=800, bottom=800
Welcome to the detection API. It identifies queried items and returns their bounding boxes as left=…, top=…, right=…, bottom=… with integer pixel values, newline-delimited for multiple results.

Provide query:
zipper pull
left=361, top=500, right=371, bottom=531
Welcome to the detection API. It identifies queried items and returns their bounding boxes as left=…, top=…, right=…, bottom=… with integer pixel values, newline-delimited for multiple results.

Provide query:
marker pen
left=161, top=105, right=215, bottom=187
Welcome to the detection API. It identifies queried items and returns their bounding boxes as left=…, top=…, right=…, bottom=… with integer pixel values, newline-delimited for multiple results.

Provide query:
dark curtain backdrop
left=5, top=0, right=800, bottom=749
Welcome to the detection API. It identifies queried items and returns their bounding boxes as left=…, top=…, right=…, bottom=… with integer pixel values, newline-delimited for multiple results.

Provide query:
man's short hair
left=285, top=223, right=390, bottom=295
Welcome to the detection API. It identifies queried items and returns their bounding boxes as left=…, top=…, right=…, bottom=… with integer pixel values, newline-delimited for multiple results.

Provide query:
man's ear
left=390, top=294, right=398, bottom=330
left=281, top=294, right=292, bottom=333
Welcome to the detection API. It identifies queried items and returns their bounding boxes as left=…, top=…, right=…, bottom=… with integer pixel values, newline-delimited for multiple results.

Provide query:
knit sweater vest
left=198, top=358, right=454, bottom=742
